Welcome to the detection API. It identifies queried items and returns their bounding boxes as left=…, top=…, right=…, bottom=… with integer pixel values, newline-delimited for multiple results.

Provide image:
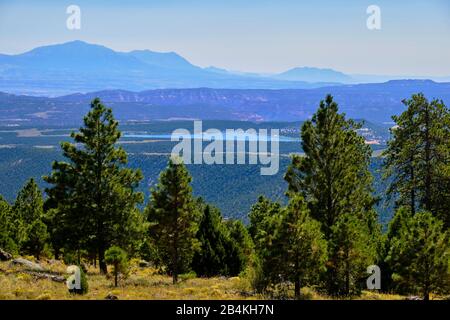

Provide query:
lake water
left=123, top=133, right=299, bottom=142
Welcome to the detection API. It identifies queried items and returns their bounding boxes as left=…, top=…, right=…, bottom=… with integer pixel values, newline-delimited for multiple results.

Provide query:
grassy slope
left=0, top=259, right=417, bottom=300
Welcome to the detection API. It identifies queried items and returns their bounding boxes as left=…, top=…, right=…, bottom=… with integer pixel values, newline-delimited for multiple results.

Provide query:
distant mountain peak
left=275, top=66, right=352, bottom=83
left=127, top=49, right=197, bottom=70
left=23, top=40, right=111, bottom=54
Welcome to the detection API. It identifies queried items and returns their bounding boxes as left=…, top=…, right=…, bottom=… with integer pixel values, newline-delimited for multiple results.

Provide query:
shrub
left=105, top=246, right=128, bottom=287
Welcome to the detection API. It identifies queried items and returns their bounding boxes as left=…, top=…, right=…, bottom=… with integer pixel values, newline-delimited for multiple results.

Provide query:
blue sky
left=0, top=0, right=449, bottom=75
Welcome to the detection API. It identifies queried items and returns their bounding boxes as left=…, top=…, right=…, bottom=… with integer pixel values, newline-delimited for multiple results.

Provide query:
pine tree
left=248, top=196, right=283, bottom=291
left=386, top=210, right=449, bottom=300
left=146, top=158, right=201, bottom=284
left=13, top=179, right=48, bottom=260
left=44, top=98, right=144, bottom=272
left=248, top=196, right=282, bottom=249
left=0, top=195, right=17, bottom=253
left=191, top=204, right=228, bottom=277
left=285, top=94, right=378, bottom=295
left=329, top=213, right=376, bottom=296
left=105, top=246, right=128, bottom=287
left=379, top=206, right=412, bottom=292
left=384, top=93, right=450, bottom=227
left=276, top=195, right=327, bottom=298
left=224, top=219, right=254, bottom=276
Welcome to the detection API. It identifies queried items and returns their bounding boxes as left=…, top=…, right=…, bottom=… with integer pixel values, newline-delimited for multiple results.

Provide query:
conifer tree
left=386, top=210, right=449, bottom=300
left=248, top=196, right=282, bottom=248
left=191, top=204, right=228, bottom=277
left=13, top=179, right=48, bottom=260
left=248, top=196, right=283, bottom=291
left=384, top=93, right=450, bottom=227
left=146, top=158, right=200, bottom=284
left=276, top=196, right=327, bottom=298
left=285, top=94, right=378, bottom=295
left=0, top=195, right=17, bottom=253
left=44, top=98, right=144, bottom=272
left=224, top=219, right=254, bottom=276
left=329, top=213, right=376, bottom=295
left=105, top=246, right=128, bottom=287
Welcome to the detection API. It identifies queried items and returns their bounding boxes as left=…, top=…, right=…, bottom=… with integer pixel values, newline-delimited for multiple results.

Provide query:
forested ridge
left=1, top=94, right=449, bottom=300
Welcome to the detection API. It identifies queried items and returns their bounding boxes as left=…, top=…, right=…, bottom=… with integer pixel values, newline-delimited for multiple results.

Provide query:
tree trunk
left=423, top=106, right=432, bottom=211
left=410, top=159, right=416, bottom=215
left=294, top=278, right=301, bottom=299
left=99, top=247, right=107, bottom=274
left=114, top=263, right=118, bottom=287
left=345, top=247, right=350, bottom=295
left=54, top=248, right=60, bottom=260
left=172, top=271, right=178, bottom=284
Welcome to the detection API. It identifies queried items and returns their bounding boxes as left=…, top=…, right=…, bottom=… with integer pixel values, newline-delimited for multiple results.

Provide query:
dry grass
left=0, top=259, right=431, bottom=300
left=0, top=259, right=259, bottom=300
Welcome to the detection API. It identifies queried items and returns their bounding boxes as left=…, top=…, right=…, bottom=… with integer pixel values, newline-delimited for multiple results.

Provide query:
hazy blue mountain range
left=2, top=40, right=449, bottom=97
left=1, top=80, right=449, bottom=125
left=0, top=41, right=339, bottom=96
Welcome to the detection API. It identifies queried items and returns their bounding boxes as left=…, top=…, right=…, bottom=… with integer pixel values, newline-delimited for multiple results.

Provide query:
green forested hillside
left=0, top=121, right=391, bottom=224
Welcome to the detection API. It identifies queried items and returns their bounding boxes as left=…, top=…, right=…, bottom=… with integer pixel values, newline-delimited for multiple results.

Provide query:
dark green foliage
left=248, top=196, right=282, bottom=247
left=276, top=196, right=327, bottom=298
left=329, top=213, right=376, bottom=296
left=384, top=93, right=450, bottom=226
left=44, top=98, right=144, bottom=272
left=224, top=219, right=254, bottom=276
left=192, top=199, right=253, bottom=277
left=385, top=210, right=449, bottom=300
left=0, top=121, right=393, bottom=226
left=285, top=94, right=376, bottom=235
left=191, top=204, right=228, bottom=277
left=146, top=158, right=201, bottom=284
left=248, top=195, right=327, bottom=298
left=285, top=95, right=379, bottom=295
left=0, top=196, right=17, bottom=253
left=78, top=267, right=89, bottom=294
left=248, top=196, right=282, bottom=292
left=105, top=246, right=128, bottom=287
left=13, top=179, right=48, bottom=260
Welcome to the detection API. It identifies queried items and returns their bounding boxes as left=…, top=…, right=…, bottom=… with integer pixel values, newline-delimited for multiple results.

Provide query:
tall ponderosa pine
left=386, top=210, right=449, bottom=300
left=13, top=179, right=48, bottom=260
left=44, top=98, right=144, bottom=272
left=285, top=94, right=379, bottom=295
left=384, top=93, right=450, bottom=226
left=146, top=158, right=200, bottom=284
